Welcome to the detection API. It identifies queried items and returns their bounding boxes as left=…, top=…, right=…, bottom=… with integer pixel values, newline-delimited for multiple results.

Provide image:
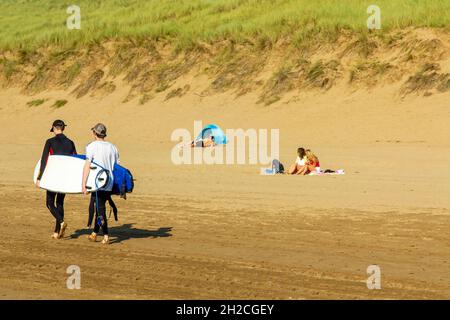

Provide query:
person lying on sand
left=288, top=147, right=309, bottom=175
left=191, top=135, right=215, bottom=148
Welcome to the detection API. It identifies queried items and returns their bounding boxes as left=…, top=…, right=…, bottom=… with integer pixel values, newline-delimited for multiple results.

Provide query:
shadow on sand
left=69, top=223, right=172, bottom=244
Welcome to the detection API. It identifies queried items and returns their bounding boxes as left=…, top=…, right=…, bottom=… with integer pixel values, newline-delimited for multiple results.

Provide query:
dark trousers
left=91, top=191, right=111, bottom=235
left=89, top=193, right=117, bottom=224
left=46, top=191, right=65, bottom=233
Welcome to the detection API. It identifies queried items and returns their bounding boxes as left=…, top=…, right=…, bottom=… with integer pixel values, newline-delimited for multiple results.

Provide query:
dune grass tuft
left=52, top=99, right=68, bottom=108
left=27, top=99, right=47, bottom=107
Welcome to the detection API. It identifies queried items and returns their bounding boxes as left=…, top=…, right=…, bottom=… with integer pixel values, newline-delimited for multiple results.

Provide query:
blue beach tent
left=196, top=124, right=227, bottom=145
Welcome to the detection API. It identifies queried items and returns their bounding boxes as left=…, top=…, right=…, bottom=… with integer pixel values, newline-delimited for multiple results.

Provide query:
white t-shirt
left=295, top=156, right=305, bottom=166
left=86, top=141, right=120, bottom=191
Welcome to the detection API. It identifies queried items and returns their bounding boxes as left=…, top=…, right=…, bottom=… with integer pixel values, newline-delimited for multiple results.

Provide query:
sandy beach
left=0, top=81, right=449, bottom=299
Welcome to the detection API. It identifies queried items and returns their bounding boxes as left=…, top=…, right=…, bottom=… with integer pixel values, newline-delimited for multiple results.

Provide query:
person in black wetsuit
left=36, top=120, right=77, bottom=239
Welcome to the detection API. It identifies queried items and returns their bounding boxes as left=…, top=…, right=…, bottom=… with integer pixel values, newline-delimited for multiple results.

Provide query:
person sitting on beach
left=191, top=135, right=215, bottom=148
left=288, top=147, right=309, bottom=175
left=305, top=149, right=320, bottom=173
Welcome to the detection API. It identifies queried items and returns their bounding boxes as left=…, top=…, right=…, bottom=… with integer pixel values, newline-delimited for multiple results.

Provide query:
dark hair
left=297, top=147, right=306, bottom=159
left=50, top=119, right=66, bottom=132
left=94, top=132, right=106, bottom=138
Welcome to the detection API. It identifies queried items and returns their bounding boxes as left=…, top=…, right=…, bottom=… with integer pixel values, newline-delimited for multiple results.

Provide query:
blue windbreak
left=196, top=124, right=227, bottom=145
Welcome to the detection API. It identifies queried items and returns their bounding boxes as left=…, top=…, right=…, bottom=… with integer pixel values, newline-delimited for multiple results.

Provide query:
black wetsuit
left=38, top=133, right=77, bottom=233
left=88, top=193, right=118, bottom=229
left=90, top=191, right=111, bottom=235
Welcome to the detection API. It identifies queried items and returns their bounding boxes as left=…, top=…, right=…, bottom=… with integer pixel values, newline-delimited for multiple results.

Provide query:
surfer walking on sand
left=82, top=123, right=119, bottom=245
left=36, top=120, right=77, bottom=239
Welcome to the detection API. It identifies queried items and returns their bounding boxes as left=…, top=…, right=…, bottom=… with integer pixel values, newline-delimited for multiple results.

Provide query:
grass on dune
left=0, top=0, right=450, bottom=51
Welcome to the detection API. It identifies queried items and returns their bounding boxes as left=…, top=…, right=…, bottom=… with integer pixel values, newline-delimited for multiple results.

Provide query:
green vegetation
left=26, top=99, right=47, bottom=107
left=52, top=99, right=68, bottom=108
left=0, top=0, right=449, bottom=51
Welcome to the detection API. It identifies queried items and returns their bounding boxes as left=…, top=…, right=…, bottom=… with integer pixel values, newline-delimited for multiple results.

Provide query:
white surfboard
left=33, top=155, right=108, bottom=194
